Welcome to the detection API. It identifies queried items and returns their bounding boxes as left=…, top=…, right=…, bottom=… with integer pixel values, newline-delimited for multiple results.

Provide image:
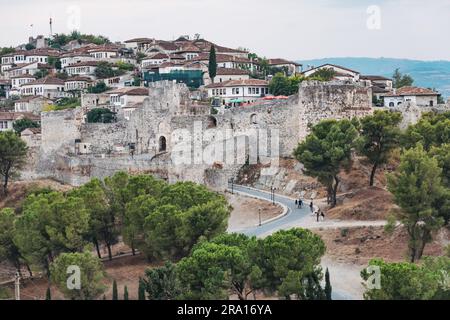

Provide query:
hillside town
left=0, top=29, right=449, bottom=304
left=1, top=33, right=447, bottom=131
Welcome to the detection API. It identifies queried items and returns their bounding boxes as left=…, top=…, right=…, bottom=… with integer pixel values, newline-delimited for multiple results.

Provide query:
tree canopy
left=361, top=257, right=450, bottom=300
left=0, top=131, right=28, bottom=195
left=13, top=118, right=40, bottom=134
left=294, top=119, right=358, bottom=207
left=356, top=110, right=402, bottom=186
left=392, top=68, right=414, bottom=88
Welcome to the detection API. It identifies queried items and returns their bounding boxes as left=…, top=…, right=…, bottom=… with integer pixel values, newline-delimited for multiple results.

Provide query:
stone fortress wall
left=24, top=80, right=375, bottom=189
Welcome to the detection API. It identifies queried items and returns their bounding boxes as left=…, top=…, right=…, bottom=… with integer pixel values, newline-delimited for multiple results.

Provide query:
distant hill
left=297, top=57, right=450, bottom=98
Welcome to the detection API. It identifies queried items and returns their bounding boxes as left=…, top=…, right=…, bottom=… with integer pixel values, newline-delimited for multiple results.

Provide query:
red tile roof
left=0, top=112, right=40, bottom=121
left=268, top=58, right=302, bottom=66
left=384, top=86, right=439, bottom=97
left=205, top=79, right=268, bottom=88
left=24, top=77, right=65, bottom=86
left=216, top=68, right=250, bottom=76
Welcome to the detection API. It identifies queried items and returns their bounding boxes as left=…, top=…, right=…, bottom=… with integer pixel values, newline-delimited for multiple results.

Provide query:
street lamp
left=230, top=178, right=235, bottom=194
left=258, top=208, right=262, bottom=226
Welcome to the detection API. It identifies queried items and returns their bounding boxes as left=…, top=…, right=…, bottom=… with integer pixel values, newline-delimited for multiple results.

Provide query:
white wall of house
left=60, top=56, right=93, bottom=69
left=66, top=65, right=97, bottom=76
left=65, top=81, right=91, bottom=91
left=0, top=120, right=13, bottom=131
left=90, top=51, right=117, bottom=59
left=21, top=83, right=65, bottom=99
left=384, top=95, right=438, bottom=107
left=303, top=64, right=360, bottom=80
left=26, top=55, right=49, bottom=64
left=208, top=85, right=269, bottom=105
left=11, top=77, right=35, bottom=89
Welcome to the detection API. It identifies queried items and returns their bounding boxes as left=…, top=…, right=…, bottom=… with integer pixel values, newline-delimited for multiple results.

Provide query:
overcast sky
left=1, top=0, right=449, bottom=61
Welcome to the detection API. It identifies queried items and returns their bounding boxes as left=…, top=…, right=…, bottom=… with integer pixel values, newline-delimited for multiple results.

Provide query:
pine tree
left=112, top=280, right=118, bottom=300
left=45, top=287, right=51, bottom=300
left=124, top=285, right=129, bottom=300
left=138, top=279, right=146, bottom=300
left=208, top=45, right=217, bottom=83
left=325, top=268, right=332, bottom=300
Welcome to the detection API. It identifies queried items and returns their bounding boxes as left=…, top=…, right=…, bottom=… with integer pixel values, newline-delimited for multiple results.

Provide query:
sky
left=1, top=0, right=450, bottom=61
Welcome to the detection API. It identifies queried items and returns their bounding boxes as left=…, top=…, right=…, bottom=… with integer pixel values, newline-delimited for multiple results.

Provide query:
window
left=389, top=102, right=395, bottom=107
left=159, top=136, right=167, bottom=152
left=250, top=114, right=257, bottom=124
left=430, top=100, right=434, bottom=106
left=0, top=121, right=8, bottom=129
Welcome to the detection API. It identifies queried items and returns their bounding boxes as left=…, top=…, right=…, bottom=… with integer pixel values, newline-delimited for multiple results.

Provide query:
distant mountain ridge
left=297, top=57, right=450, bottom=98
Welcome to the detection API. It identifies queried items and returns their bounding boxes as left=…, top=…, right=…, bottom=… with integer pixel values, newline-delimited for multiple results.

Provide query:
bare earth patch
left=314, top=226, right=447, bottom=266
left=226, top=193, right=283, bottom=232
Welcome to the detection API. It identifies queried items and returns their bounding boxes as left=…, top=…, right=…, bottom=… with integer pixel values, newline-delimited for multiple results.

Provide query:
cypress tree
left=45, top=287, right=51, bottom=300
left=208, top=45, right=217, bottom=83
left=138, top=279, right=146, bottom=300
left=124, top=285, right=129, bottom=300
left=112, top=280, right=118, bottom=300
left=325, top=268, right=332, bottom=300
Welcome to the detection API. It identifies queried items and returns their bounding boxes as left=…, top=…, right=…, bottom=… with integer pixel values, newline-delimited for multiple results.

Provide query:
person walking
left=310, top=201, right=314, bottom=213
left=299, top=199, right=303, bottom=208
left=316, top=210, right=320, bottom=222
left=321, top=211, right=326, bottom=221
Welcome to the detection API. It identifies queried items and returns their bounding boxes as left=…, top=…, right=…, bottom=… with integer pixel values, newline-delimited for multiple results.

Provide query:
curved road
left=229, top=184, right=364, bottom=300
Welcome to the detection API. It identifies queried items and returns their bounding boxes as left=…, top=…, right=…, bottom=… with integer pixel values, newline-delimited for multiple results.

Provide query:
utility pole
left=14, top=272, right=20, bottom=301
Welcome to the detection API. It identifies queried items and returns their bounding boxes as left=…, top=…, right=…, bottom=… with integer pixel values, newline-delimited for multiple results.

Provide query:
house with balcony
left=205, top=79, right=269, bottom=106
left=20, top=77, right=66, bottom=99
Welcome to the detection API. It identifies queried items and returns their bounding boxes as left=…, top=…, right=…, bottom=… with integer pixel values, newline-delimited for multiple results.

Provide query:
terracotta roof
left=216, top=68, right=250, bottom=76
left=0, top=112, right=40, bottom=121
left=361, top=75, right=392, bottom=81
left=0, top=80, right=11, bottom=85
left=154, top=41, right=179, bottom=51
left=60, top=52, right=92, bottom=58
left=66, top=61, right=101, bottom=67
left=146, top=53, right=169, bottom=60
left=268, top=58, right=302, bottom=66
left=205, top=79, right=268, bottom=88
left=22, top=127, right=42, bottom=135
left=176, top=44, right=201, bottom=53
left=305, top=64, right=360, bottom=75
left=10, top=74, right=36, bottom=79
left=384, top=86, right=439, bottom=97
left=24, top=77, right=65, bottom=86
left=65, top=76, right=93, bottom=82
left=108, top=87, right=149, bottom=96
left=192, top=53, right=251, bottom=63
left=124, top=37, right=154, bottom=43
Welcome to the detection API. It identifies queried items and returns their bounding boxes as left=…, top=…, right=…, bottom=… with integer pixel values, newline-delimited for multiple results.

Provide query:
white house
left=14, top=95, right=53, bottom=113
left=11, top=74, right=36, bottom=89
left=205, top=79, right=269, bottom=106
left=267, top=59, right=302, bottom=75
left=65, top=77, right=93, bottom=92
left=60, top=53, right=93, bottom=69
left=204, top=68, right=250, bottom=86
left=141, top=53, right=170, bottom=68
left=20, top=77, right=66, bottom=99
left=3, top=62, right=40, bottom=79
left=65, top=61, right=100, bottom=77
left=192, top=53, right=257, bottom=72
left=0, top=112, right=40, bottom=132
left=303, top=64, right=360, bottom=81
left=88, top=47, right=119, bottom=60
left=383, top=86, right=440, bottom=107
left=108, top=87, right=149, bottom=111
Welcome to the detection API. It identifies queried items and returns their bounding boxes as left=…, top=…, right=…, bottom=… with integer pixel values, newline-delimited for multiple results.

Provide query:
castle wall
left=25, top=81, right=374, bottom=189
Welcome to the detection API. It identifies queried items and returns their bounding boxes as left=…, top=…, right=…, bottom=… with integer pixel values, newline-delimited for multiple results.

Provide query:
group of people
left=295, top=198, right=326, bottom=222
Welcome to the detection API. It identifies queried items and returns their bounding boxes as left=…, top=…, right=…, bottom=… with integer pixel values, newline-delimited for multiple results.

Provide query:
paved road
left=230, top=184, right=312, bottom=237
left=229, top=184, right=365, bottom=300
